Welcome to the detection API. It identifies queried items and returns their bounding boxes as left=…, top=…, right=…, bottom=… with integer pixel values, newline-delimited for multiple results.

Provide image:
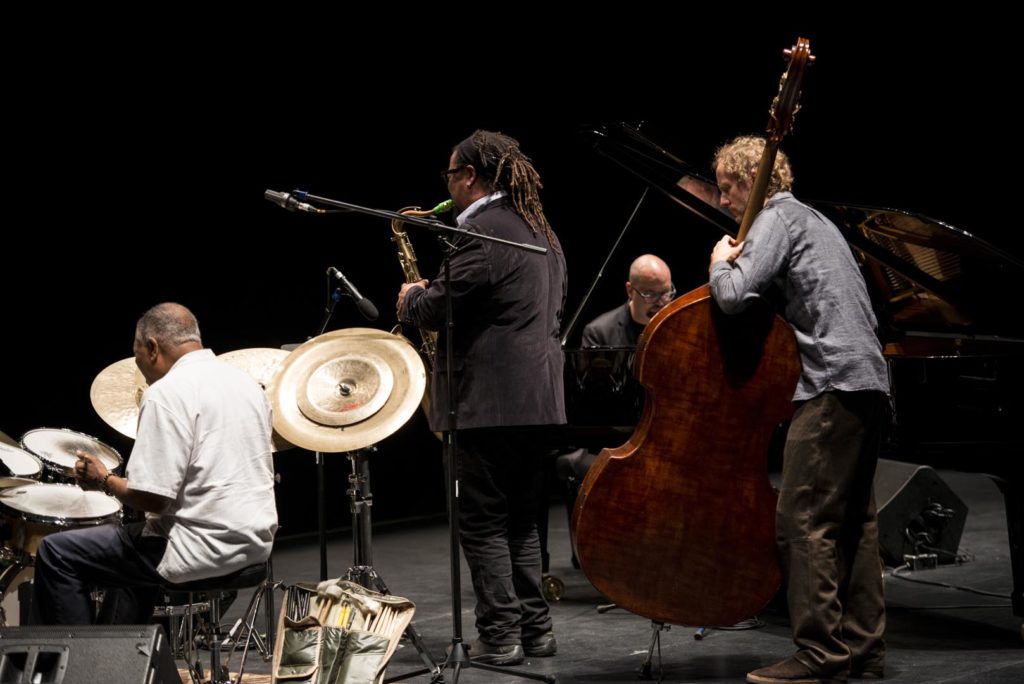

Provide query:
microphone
left=264, top=189, right=325, bottom=214
left=328, top=266, right=379, bottom=321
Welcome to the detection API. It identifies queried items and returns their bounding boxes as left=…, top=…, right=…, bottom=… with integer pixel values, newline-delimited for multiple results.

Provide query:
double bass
left=572, top=39, right=813, bottom=626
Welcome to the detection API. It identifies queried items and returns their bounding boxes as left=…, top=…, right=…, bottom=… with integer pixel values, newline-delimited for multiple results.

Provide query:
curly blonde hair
left=712, top=135, right=794, bottom=197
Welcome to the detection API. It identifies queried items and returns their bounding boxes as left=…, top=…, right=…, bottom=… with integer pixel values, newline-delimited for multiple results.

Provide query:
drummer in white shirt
left=30, top=302, right=278, bottom=625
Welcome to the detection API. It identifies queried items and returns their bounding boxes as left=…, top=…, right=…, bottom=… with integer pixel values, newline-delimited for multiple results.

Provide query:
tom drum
left=20, top=428, right=123, bottom=483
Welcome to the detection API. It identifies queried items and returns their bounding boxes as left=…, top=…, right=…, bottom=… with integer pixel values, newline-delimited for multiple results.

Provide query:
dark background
left=1, top=21, right=1013, bottom=537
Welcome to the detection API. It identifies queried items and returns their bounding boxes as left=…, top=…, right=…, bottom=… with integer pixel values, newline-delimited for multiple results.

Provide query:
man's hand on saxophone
left=397, top=279, right=429, bottom=316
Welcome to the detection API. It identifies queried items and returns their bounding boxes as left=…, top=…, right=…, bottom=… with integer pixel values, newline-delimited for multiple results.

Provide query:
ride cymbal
left=267, top=328, right=425, bottom=453
left=90, top=350, right=296, bottom=452
left=219, top=348, right=296, bottom=452
left=89, top=357, right=149, bottom=440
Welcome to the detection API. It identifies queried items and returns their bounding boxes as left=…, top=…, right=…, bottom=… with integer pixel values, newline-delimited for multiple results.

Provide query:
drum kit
left=0, top=430, right=126, bottom=625
left=0, top=328, right=426, bottom=627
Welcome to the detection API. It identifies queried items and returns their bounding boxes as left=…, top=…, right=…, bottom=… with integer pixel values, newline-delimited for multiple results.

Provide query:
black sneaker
left=523, top=631, right=557, bottom=657
left=468, top=638, right=525, bottom=666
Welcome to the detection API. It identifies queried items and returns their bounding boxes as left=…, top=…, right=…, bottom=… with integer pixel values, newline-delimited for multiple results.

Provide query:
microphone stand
left=289, top=190, right=547, bottom=256
left=405, top=227, right=555, bottom=684
left=313, top=279, right=347, bottom=581
left=388, top=232, right=554, bottom=684
left=273, top=190, right=553, bottom=683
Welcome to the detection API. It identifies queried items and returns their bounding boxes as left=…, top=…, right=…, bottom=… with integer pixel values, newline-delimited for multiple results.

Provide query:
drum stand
left=344, top=448, right=442, bottom=681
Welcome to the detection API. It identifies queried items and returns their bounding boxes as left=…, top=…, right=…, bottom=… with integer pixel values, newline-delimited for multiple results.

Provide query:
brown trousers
left=778, top=390, right=887, bottom=675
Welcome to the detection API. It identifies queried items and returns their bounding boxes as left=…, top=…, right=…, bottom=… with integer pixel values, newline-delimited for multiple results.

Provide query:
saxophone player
left=396, top=130, right=566, bottom=666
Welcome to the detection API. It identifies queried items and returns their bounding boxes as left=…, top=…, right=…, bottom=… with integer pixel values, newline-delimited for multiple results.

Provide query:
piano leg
left=991, top=475, right=1023, bottom=618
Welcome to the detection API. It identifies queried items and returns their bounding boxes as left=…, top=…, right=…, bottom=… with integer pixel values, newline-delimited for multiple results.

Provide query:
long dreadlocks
left=455, top=130, right=560, bottom=252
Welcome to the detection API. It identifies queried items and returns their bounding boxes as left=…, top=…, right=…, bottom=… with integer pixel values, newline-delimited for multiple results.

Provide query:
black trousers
left=30, top=522, right=167, bottom=625
left=454, top=426, right=553, bottom=645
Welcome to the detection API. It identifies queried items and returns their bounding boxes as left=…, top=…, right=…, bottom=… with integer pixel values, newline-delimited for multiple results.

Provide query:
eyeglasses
left=631, top=284, right=676, bottom=302
left=440, top=165, right=467, bottom=182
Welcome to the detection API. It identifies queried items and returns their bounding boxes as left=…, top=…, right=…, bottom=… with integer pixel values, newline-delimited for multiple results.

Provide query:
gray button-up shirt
left=710, top=192, right=888, bottom=401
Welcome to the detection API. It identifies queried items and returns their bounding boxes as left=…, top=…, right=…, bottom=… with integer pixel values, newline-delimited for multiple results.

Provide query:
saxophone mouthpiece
left=431, top=199, right=454, bottom=214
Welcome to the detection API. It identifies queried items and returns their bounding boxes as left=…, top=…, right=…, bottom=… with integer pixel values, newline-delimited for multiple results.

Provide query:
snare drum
left=0, top=442, right=42, bottom=479
left=20, top=428, right=123, bottom=483
left=0, top=483, right=123, bottom=555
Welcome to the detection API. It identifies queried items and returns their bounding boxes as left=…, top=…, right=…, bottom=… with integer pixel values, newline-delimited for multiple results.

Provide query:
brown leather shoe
left=747, top=656, right=845, bottom=684
left=848, top=665, right=884, bottom=679
left=847, top=654, right=884, bottom=678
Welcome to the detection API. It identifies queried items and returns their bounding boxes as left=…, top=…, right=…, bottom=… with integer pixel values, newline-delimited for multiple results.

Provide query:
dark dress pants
left=30, top=522, right=167, bottom=625
left=454, top=426, right=553, bottom=646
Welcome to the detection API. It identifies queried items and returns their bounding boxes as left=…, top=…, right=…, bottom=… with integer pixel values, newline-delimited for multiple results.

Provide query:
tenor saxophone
left=392, top=199, right=453, bottom=364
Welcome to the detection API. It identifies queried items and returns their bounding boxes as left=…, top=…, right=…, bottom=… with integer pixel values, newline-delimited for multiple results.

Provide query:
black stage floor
left=218, top=469, right=1021, bottom=683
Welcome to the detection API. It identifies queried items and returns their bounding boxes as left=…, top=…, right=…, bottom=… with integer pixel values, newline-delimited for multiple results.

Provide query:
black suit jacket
left=581, top=303, right=642, bottom=348
left=401, top=197, right=567, bottom=431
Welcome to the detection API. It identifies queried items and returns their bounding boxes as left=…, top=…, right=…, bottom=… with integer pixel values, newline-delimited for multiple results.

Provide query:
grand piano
left=564, top=122, right=1024, bottom=617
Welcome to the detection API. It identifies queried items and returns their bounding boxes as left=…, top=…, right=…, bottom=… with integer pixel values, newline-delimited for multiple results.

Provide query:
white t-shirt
left=127, top=349, right=278, bottom=582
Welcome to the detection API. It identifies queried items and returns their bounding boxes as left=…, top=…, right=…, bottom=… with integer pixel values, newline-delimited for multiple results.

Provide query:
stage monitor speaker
left=0, top=624, right=177, bottom=684
left=874, top=458, right=968, bottom=567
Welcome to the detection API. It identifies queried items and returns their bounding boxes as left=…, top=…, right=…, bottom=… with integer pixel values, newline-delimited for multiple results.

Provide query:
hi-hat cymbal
left=90, top=357, right=149, bottom=439
left=0, top=430, right=18, bottom=447
left=219, top=348, right=295, bottom=452
left=268, top=328, right=426, bottom=453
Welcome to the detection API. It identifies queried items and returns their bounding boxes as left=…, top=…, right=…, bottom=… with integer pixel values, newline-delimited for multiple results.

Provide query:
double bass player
left=710, top=135, right=889, bottom=684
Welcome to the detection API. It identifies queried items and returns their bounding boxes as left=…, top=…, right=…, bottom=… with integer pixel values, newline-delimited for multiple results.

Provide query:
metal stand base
left=345, top=449, right=443, bottom=682
left=639, top=621, right=669, bottom=681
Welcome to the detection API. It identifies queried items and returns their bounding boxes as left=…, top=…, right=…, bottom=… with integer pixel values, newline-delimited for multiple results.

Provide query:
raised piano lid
left=587, top=123, right=1024, bottom=350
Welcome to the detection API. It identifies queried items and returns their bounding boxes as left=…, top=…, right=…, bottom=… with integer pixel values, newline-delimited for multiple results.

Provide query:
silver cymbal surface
left=268, top=328, right=425, bottom=453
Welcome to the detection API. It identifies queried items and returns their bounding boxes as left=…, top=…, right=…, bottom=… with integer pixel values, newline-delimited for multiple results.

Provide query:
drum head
left=20, top=428, right=122, bottom=476
left=0, top=483, right=122, bottom=525
left=0, top=443, right=42, bottom=478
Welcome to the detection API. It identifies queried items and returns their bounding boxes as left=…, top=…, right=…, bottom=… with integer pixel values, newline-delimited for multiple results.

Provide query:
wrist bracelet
left=101, top=473, right=115, bottom=496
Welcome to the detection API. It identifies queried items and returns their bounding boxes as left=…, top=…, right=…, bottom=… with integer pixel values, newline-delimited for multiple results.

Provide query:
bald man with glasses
left=582, top=254, right=675, bottom=348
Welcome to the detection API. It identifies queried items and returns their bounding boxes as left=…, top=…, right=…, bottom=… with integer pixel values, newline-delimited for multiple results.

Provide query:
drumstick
left=348, top=593, right=380, bottom=632
left=368, top=606, right=381, bottom=633
left=372, top=607, right=385, bottom=635
left=317, top=584, right=343, bottom=624
left=375, top=606, right=391, bottom=636
left=336, top=603, right=350, bottom=628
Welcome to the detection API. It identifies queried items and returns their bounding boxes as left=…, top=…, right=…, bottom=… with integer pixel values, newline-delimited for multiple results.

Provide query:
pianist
left=581, top=254, right=674, bottom=348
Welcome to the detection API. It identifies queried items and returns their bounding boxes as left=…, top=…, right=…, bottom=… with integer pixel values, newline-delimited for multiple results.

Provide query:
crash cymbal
left=0, top=430, right=18, bottom=447
left=219, top=348, right=296, bottom=452
left=89, top=357, right=149, bottom=439
left=0, top=477, right=37, bottom=490
left=90, top=351, right=295, bottom=452
left=268, top=328, right=426, bottom=453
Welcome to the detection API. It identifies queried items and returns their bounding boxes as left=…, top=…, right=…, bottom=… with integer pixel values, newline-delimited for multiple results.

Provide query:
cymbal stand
left=311, top=271, right=355, bottom=581
left=343, top=447, right=442, bottom=681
